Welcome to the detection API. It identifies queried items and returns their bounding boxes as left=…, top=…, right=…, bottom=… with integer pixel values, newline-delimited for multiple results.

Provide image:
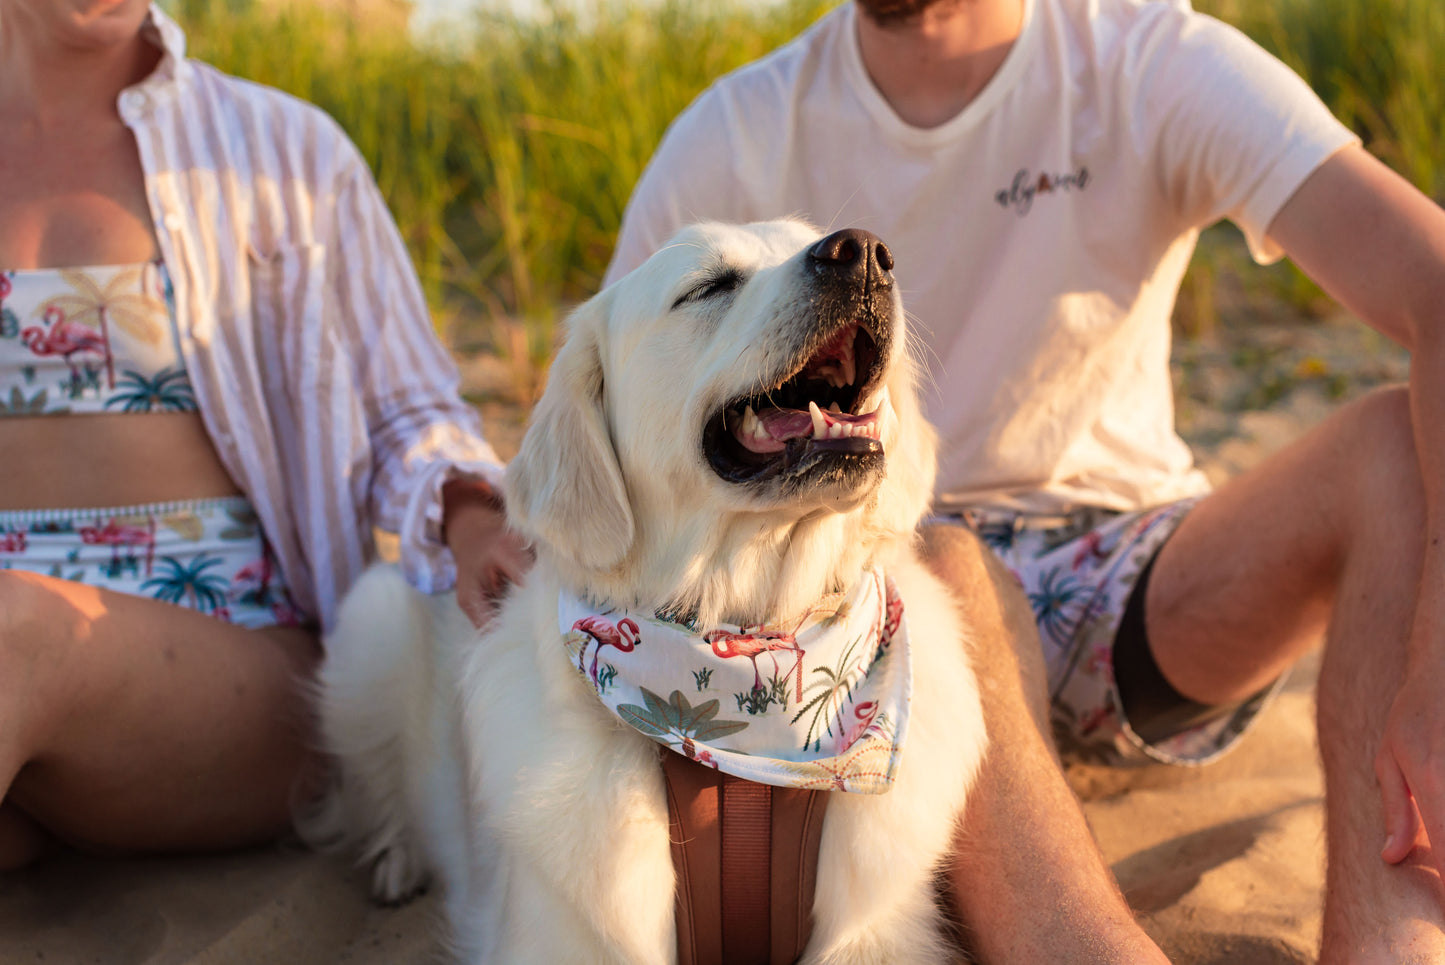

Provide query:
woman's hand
left=441, top=479, right=534, bottom=628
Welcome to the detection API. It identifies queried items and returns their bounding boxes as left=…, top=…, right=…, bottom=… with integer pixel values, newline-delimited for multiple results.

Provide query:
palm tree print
left=791, top=637, right=868, bottom=753
left=1027, top=566, right=1089, bottom=649
left=775, top=736, right=899, bottom=792
left=104, top=367, right=196, bottom=412
left=616, top=688, right=749, bottom=761
left=974, top=524, right=1017, bottom=554
left=0, top=386, right=64, bottom=416
left=41, top=267, right=167, bottom=388
left=141, top=554, right=230, bottom=612
left=219, top=505, right=262, bottom=542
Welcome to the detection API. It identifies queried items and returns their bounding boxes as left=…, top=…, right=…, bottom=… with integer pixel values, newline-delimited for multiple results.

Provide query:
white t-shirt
left=606, top=0, right=1357, bottom=513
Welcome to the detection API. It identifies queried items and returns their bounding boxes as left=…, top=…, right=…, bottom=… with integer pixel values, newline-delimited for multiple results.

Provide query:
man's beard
left=856, top=0, right=959, bottom=26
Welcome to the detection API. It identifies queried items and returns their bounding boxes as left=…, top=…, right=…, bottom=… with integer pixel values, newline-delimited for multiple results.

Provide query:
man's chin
left=855, top=0, right=958, bottom=26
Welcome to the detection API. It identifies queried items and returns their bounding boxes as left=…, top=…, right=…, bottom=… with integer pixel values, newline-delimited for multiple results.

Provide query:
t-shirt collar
left=840, top=0, right=1040, bottom=148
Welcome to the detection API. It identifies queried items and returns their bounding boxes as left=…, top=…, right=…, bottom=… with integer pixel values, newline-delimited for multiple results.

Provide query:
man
left=605, top=0, right=1445, bottom=961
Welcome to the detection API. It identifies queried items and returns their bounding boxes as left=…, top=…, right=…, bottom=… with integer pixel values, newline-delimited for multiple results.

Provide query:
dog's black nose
left=808, top=228, right=894, bottom=282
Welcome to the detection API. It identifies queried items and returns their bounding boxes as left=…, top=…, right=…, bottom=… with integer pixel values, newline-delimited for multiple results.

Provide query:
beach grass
left=169, top=0, right=1441, bottom=389
left=171, top=0, right=834, bottom=392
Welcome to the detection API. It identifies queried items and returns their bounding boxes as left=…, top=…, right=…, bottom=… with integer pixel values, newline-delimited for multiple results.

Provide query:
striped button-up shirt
left=125, top=6, right=504, bottom=630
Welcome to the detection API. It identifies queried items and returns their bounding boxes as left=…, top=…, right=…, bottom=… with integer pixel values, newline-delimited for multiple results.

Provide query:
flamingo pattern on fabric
left=558, top=569, right=913, bottom=793
left=0, top=262, right=196, bottom=415
left=942, top=499, right=1285, bottom=767
left=0, top=497, right=303, bottom=630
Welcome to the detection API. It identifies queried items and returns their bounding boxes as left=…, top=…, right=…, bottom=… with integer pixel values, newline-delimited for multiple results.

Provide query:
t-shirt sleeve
left=605, top=87, right=750, bottom=286
left=1128, top=6, right=1359, bottom=263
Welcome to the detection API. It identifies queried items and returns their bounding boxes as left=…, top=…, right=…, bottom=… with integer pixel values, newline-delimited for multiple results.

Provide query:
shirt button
left=164, top=213, right=184, bottom=232
left=120, top=90, right=148, bottom=116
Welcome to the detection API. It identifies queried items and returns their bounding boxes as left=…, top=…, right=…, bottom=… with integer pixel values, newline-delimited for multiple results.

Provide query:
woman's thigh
left=0, top=569, right=320, bottom=855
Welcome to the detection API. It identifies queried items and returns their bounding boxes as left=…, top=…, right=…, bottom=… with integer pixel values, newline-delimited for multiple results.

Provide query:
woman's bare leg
left=0, top=570, right=319, bottom=867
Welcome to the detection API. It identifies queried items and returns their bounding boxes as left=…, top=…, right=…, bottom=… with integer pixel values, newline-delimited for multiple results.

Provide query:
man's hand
left=1376, top=644, right=1445, bottom=871
left=442, top=479, right=534, bottom=627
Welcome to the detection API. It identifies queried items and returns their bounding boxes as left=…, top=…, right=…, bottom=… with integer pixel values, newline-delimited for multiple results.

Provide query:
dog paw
left=370, top=845, right=430, bottom=906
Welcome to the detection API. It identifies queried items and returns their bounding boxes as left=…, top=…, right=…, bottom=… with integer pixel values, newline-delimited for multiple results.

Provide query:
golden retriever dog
left=312, top=220, right=986, bottom=964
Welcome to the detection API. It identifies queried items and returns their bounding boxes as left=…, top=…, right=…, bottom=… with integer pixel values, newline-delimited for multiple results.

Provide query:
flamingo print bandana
left=558, top=569, right=912, bottom=793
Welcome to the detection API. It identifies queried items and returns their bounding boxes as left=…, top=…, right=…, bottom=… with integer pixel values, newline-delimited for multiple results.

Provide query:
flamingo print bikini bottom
left=0, top=497, right=302, bottom=630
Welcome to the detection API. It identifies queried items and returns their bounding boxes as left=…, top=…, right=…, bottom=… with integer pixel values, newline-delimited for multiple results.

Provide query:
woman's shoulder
left=174, top=60, right=364, bottom=176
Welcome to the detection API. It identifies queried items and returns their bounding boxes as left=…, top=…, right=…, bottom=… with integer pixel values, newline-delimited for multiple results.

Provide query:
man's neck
left=855, top=0, right=1026, bottom=129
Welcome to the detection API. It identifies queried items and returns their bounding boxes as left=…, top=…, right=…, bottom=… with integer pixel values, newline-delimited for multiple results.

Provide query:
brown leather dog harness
left=663, top=752, right=830, bottom=965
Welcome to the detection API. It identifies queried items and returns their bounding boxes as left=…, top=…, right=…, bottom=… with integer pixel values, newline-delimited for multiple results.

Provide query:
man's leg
left=0, top=570, right=319, bottom=867
left=1144, top=386, right=1445, bottom=961
left=921, top=526, right=1170, bottom=964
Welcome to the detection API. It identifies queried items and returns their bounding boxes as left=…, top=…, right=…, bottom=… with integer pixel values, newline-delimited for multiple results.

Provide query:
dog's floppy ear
left=505, top=293, right=635, bottom=570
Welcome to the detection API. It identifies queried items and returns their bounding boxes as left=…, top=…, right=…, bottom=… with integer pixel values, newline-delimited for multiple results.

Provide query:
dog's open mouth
left=703, top=320, right=891, bottom=486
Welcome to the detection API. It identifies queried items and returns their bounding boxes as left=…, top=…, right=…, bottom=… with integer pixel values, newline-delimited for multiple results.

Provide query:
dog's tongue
left=732, top=401, right=881, bottom=454
left=741, top=409, right=811, bottom=453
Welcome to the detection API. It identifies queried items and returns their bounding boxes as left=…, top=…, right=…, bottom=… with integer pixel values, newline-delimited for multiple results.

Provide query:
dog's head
left=506, top=220, right=937, bottom=625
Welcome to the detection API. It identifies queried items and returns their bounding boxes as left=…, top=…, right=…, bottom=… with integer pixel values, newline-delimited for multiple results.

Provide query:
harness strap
left=664, top=751, right=829, bottom=965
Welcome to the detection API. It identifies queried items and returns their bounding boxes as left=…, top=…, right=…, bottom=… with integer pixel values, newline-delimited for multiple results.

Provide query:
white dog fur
left=313, top=220, right=988, bottom=964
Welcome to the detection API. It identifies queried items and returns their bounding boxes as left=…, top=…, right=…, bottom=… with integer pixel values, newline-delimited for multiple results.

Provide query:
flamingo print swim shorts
left=934, top=500, right=1284, bottom=766
left=0, top=496, right=302, bottom=630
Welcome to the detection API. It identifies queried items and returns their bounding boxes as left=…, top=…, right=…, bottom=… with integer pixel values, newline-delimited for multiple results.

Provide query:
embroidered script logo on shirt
left=995, top=166, right=1090, bottom=216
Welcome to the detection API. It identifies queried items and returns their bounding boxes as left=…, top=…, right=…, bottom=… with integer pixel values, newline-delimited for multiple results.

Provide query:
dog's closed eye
left=671, top=269, right=745, bottom=310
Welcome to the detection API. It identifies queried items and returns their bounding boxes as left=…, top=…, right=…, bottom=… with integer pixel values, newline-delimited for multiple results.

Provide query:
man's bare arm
left=1267, top=143, right=1445, bottom=873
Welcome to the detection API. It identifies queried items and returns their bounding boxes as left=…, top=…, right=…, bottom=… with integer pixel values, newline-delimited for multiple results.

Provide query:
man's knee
left=1342, top=385, right=1421, bottom=514
left=919, top=523, right=1049, bottom=721
left=920, top=524, right=1029, bottom=609
left=921, top=525, right=1032, bottom=628
left=920, top=522, right=992, bottom=588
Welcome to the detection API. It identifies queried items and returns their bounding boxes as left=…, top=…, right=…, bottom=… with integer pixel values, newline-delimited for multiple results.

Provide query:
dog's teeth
left=829, top=422, right=845, bottom=439
left=808, top=400, right=827, bottom=438
left=841, top=355, right=857, bottom=387
left=865, top=386, right=890, bottom=416
left=825, top=369, right=847, bottom=389
left=754, top=409, right=772, bottom=441
left=877, top=388, right=897, bottom=436
left=828, top=402, right=843, bottom=415
left=743, top=405, right=772, bottom=442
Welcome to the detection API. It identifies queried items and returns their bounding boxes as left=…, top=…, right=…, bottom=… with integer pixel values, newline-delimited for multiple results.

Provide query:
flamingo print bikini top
left=0, top=262, right=196, bottom=416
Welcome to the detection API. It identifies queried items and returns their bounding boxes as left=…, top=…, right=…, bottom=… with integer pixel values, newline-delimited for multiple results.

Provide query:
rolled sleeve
left=399, top=446, right=507, bottom=593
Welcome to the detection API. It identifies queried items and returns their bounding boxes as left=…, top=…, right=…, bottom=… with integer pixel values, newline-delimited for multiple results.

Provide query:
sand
left=0, top=312, right=1410, bottom=964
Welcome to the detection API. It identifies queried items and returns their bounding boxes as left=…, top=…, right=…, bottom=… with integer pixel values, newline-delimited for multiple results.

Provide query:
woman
left=0, top=0, right=528, bottom=868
